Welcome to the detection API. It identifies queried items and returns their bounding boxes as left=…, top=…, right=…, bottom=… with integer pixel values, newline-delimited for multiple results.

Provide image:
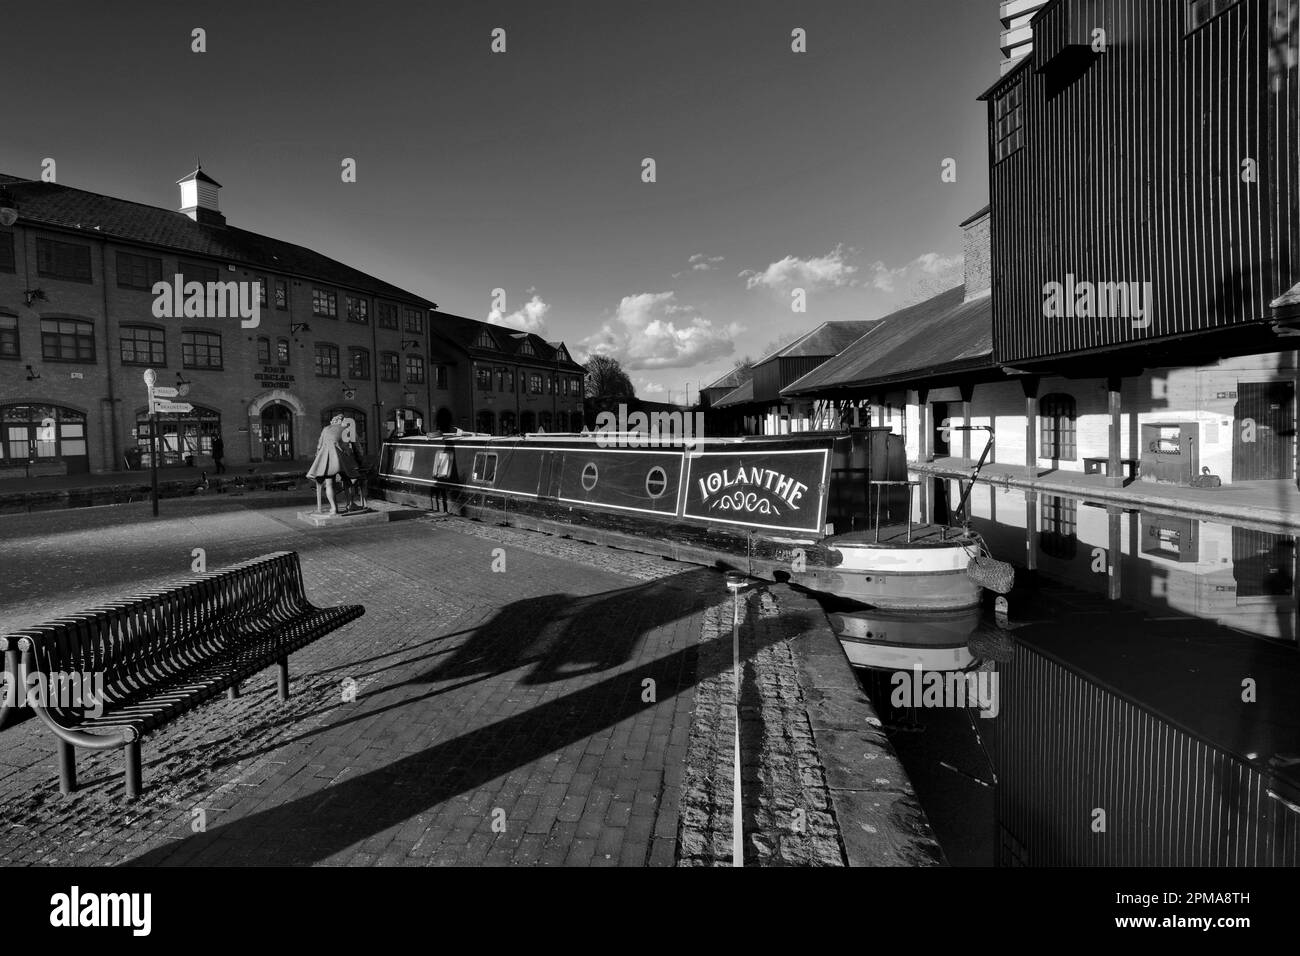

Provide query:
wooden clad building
left=982, top=0, right=1300, bottom=366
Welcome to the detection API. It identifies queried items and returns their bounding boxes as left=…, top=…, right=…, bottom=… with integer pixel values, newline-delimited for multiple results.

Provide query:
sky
left=1, top=0, right=1000, bottom=402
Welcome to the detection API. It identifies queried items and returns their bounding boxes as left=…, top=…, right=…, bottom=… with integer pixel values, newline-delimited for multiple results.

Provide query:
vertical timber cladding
left=987, top=0, right=1300, bottom=365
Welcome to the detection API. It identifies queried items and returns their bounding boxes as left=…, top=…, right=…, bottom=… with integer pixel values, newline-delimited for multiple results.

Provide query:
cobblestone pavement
left=0, top=500, right=852, bottom=866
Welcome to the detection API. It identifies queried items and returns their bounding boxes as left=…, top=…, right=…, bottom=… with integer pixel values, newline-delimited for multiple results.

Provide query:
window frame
left=314, top=342, right=340, bottom=378
left=115, top=251, right=163, bottom=291
left=36, top=237, right=93, bottom=283
left=346, top=295, right=370, bottom=325
left=1039, top=393, right=1078, bottom=461
left=348, top=346, right=371, bottom=380
left=313, top=287, right=338, bottom=319
left=380, top=351, right=400, bottom=382
left=120, top=325, right=167, bottom=367
left=181, top=329, right=223, bottom=370
left=0, top=312, right=19, bottom=359
left=40, top=317, right=96, bottom=363
left=993, top=79, right=1025, bottom=165
left=405, top=354, right=425, bottom=384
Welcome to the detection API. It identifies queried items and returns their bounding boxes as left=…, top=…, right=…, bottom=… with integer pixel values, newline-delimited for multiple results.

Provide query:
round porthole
left=581, top=462, right=599, bottom=491
left=645, top=466, right=668, bottom=498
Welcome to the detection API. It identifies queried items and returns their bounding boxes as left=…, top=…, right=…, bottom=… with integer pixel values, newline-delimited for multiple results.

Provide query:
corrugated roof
left=0, top=173, right=432, bottom=307
left=783, top=284, right=993, bottom=395
left=712, top=378, right=756, bottom=408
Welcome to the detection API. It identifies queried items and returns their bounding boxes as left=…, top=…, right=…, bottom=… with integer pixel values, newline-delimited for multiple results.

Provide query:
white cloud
left=487, top=294, right=550, bottom=335
left=740, top=245, right=857, bottom=291
left=673, top=253, right=725, bottom=278
left=581, top=291, right=742, bottom=371
left=868, top=252, right=964, bottom=294
left=639, top=380, right=668, bottom=395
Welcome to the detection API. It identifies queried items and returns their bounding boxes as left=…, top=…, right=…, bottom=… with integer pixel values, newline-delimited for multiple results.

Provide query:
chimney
left=177, top=166, right=225, bottom=226
left=960, top=206, right=992, bottom=301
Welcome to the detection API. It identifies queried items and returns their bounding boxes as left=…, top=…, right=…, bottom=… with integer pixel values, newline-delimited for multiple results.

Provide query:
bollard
left=725, top=571, right=748, bottom=868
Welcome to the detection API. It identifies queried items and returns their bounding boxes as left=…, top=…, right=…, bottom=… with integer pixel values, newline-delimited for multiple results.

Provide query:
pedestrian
left=211, top=433, right=226, bottom=474
left=306, top=414, right=358, bottom=515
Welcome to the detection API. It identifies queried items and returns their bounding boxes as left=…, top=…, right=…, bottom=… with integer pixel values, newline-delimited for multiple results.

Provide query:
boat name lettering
left=697, top=467, right=807, bottom=511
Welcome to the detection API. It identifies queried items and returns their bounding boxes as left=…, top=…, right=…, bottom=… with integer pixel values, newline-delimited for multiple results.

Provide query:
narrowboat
left=374, top=428, right=1003, bottom=611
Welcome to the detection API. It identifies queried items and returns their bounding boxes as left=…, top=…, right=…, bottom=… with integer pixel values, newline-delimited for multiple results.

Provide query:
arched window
left=555, top=411, right=568, bottom=432
left=134, top=404, right=221, bottom=468
left=520, top=410, right=536, bottom=433
left=539, top=411, right=553, bottom=432
left=276, top=338, right=290, bottom=364
left=476, top=409, right=496, bottom=434
left=256, top=336, right=271, bottom=364
left=499, top=410, right=516, bottom=435
left=1039, top=393, right=1077, bottom=461
left=1040, top=494, right=1078, bottom=559
left=386, top=406, right=424, bottom=438
left=323, top=407, right=367, bottom=454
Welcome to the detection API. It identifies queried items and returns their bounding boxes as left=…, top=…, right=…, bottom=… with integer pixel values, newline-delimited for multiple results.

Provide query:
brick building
left=0, top=168, right=444, bottom=476
left=425, top=312, right=586, bottom=435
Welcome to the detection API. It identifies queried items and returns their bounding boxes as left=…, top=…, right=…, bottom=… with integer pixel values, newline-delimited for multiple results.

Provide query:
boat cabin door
left=538, top=450, right=564, bottom=500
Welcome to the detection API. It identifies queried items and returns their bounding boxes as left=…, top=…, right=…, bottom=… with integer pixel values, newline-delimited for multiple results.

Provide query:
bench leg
left=228, top=683, right=240, bottom=700
left=57, top=739, right=77, bottom=795
left=124, top=742, right=142, bottom=799
left=277, top=658, right=290, bottom=701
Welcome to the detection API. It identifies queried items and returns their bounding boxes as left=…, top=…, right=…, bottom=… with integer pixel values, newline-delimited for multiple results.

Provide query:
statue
left=306, top=413, right=359, bottom=515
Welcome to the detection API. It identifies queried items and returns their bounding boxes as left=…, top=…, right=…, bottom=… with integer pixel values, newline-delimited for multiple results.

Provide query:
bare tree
left=584, top=354, right=635, bottom=398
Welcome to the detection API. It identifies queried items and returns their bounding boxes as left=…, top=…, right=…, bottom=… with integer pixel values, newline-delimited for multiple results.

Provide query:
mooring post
left=725, top=572, right=747, bottom=868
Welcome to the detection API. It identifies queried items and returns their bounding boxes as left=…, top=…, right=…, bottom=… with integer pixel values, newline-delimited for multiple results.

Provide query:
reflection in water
left=839, top=482, right=1300, bottom=866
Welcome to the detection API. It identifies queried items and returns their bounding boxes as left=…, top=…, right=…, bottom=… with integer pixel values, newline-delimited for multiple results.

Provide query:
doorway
left=260, top=403, right=294, bottom=460
left=1233, top=381, right=1296, bottom=481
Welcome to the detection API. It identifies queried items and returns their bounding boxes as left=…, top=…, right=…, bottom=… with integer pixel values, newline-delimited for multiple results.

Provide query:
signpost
left=150, top=400, right=194, bottom=415
left=143, top=369, right=160, bottom=516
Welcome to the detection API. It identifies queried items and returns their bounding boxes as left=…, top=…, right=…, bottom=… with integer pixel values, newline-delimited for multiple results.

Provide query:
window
left=1187, top=0, right=1242, bottom=32
left=256, top=337, right=271, bottom=364
left=496, top=367, right=508, bottom=392
left=520, top=411, right=535, bottom=433
left=349, top=347, right=370, bottom=379
left=548, top=374, right=556, bottom=395
left=516, top=338, right=536, bottom=357
left=380, top=351, right=400, bottom=382
left=40, top=318, right=95, bottom=362
left=476, top=366, right=493, bottom=391
left=377, top=303, right=399, bottom=329
left=314, top=342, right=339, bottom=377
left=471, top=451, right=498, bottom=483
left=386, top=406, right=424, bottom=437
left=404, top=309, right=424, bottom=334
left=181, top=330, right=222, bottom=369
left=474, top=329, right=498, bottom=350
left=0, top=231, right=13, bottom=273
left=1040, top=494, right=1078, bottom=560
left=132, top=405, right=220, bottom=467
left=178, top=260, right=219, bottom=284
left=276, top=338, right=290, bottom=364
left=36, top=238, right=92, bottom=282
left=574, top=376, right=584, bottom=397
left=499, top=410, right=516, bottom=435
left=556, top=411, right=568, bottom=431
left=347, top=296, right=369, bottom=324
left=275, top=279, right=288, bottom=310
left=406, top=355, right=425, bottom=384
left=646, top=466, right=668, bottom=498
left=1039, top=394, right=1077, bottom=460
left=476, top=409, right=496, bottom=434
left=433, top=450, right=453, bottom=478
left=435, top=364, right=448, bottom=389
left=506, top=368, right=515, bottom=393
left=120, top=326, right=166, bottom=366
left=539, top=411, right=553, bottom=431
left=257, top=276, right=268, bottom=308
left=529, top=373, right=543, bottom=394
left=993, top=80, right=1024, bottom=164
left=0, top=314, right=17, bottom=358
left=115, top=252, right=163, bottom=290
left=313, top=288, right=338, bottom=318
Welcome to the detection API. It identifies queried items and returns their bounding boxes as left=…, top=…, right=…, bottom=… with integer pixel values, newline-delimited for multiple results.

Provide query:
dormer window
left=516, top=337, right=536, bottom=357
left=474, top=329, right=498, bottom=350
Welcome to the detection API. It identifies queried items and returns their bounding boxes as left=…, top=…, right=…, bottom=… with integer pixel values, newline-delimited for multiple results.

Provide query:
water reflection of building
left=957, top=480, right=1298, bottom=642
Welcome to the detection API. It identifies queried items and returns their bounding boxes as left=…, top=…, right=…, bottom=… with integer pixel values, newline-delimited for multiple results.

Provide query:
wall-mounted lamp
left=23, top=288, right=46, bottom=307
left=175, top=373, right=192, bottom=398
left=400, top=339, right=421, bottom=350
left=290, top=322, right=311, bottom=334
left=25, top=364, right=40, bottom=381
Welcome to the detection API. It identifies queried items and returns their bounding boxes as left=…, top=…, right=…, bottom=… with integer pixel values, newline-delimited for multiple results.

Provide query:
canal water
left=836, top=481, right=1300, bottom=867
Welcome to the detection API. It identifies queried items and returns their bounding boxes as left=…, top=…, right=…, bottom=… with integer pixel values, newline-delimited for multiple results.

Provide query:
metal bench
left=3, top=551, right=364, bottom=798
left=1082, top=456, right=1140, bottom=479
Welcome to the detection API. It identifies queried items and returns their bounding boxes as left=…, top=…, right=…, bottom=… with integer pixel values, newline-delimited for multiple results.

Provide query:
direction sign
left=150, top=385, right=179, bottom=398
left=151, top=400, right=194, bottom=414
